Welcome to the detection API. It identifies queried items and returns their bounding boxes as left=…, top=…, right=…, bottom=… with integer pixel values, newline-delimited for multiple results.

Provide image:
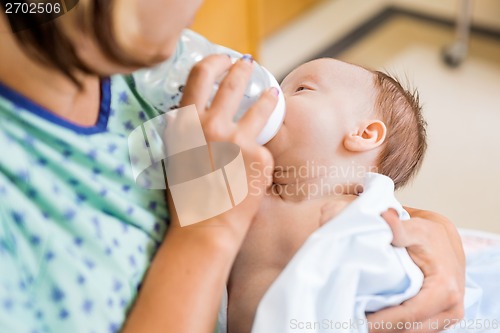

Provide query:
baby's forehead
left=284, top=58, right=375, bottom=90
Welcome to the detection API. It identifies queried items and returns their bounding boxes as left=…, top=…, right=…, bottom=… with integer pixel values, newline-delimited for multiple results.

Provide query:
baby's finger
left=209, top=56, right=254, bottom=121
left=320, top=202, right=341, bottom=226
left=237, top=87, right=279, bottom=140
left=180, top=54, right=233, bottom=114
left=319, top=196, right=357, bottom=226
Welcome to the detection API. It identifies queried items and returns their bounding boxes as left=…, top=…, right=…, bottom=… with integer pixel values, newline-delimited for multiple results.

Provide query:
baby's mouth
left=263, top=121, right=285, bottom=149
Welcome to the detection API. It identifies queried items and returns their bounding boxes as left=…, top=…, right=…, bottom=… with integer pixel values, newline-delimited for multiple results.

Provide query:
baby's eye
left=295, top=86, right=308, bottom=92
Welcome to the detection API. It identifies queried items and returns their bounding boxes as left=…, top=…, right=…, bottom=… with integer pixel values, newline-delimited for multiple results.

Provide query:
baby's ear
left=343, top=120, right=387, bottom=152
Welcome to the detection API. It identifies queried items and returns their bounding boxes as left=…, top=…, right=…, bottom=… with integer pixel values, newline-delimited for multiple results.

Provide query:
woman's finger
left=209, top=56, right=254, bottom=121
left=180, top=54, right=233, bottom=114
left=382, top=209, right=412, bottom=247
left=382, top=210, right=441, bottom=250
left=405, top=208, right=466, bottom=268
left=367, top=279, right=460, bottom=333
left=236, top=87, right=278, bottom=140
left=376, top=210, right=465, bottom=333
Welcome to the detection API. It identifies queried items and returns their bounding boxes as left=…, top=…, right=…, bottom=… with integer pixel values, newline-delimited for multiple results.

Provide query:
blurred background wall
left=191, top=0, right=500, bottom=233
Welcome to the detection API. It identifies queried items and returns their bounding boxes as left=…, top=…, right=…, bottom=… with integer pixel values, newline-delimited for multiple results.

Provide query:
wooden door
left=190, top=0, right=323, bottom=58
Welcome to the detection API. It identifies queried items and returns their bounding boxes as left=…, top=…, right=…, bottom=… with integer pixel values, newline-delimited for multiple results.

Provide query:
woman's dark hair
left=1, top=0, right=146, bottom=87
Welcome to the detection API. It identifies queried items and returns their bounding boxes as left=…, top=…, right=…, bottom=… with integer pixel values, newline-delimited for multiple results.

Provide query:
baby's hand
left=319, top=195, right=358, bottom=226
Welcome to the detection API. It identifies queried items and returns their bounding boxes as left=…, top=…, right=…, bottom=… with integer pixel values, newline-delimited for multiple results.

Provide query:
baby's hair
left=372, top=71, right=427, bottom=189
left=3, top=0, right=145, bottom=88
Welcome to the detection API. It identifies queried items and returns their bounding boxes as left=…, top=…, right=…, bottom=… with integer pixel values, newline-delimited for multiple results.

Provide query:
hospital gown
left=0, top=76, right=169, bottom=333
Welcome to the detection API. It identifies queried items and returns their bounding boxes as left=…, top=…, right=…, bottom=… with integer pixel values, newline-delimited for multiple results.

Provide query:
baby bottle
left=133, top=29, right=286, bottom=145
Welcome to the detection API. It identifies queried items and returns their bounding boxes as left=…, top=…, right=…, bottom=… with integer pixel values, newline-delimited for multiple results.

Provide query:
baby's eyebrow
left=289, top=74, right=320, bottom=91
left=282, top=71, right=320, bottom=89
left=300, top=73, right=319, bottom=83
left=303, top=75, right=329, bottom=91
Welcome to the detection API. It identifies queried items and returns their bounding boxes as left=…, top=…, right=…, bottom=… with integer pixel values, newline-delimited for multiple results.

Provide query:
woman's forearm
left=121, top=54, right=276, bottom=331
left=122, top=224, right=240, bottom=333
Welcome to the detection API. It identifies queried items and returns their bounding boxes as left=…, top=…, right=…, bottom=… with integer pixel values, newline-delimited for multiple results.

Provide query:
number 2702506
left=4, top=2, right=62, bottom=15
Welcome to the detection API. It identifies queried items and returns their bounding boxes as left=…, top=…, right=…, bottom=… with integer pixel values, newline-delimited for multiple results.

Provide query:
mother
left=0, top=1, right=464, bottom=332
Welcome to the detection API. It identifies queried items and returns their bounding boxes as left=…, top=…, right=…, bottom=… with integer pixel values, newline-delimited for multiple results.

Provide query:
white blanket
left=250, top=173, right=423, bottom=333
left=218, top=173, right=500, bottom=333
left=447, top=230, right=500, bottom=333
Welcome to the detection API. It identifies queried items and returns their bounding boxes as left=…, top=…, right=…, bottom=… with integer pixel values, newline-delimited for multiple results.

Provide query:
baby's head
left=266, top=58, right=426, bottom=191
left=371, top=70, right=427, bottom=189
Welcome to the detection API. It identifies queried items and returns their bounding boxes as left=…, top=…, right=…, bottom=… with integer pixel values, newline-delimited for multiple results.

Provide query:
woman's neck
left=0, top=19, right=101, bottom=127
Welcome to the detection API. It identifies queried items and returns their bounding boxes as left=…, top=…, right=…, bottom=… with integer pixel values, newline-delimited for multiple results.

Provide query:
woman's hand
left=367, top=209, right=465, bottom=333
left=123, top=54, right=278, bottom=333
left=171, top=54, right=278, bottom=239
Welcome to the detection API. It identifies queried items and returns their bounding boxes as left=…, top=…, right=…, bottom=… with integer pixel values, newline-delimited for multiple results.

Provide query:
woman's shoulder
left=0, top=74, right=170, bottom=333
left=107, top=74, right=160, bottom=131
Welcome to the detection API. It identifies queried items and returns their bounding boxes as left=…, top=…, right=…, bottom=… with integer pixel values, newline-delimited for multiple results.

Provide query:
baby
left=225, top=58, right=427, bottom=333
